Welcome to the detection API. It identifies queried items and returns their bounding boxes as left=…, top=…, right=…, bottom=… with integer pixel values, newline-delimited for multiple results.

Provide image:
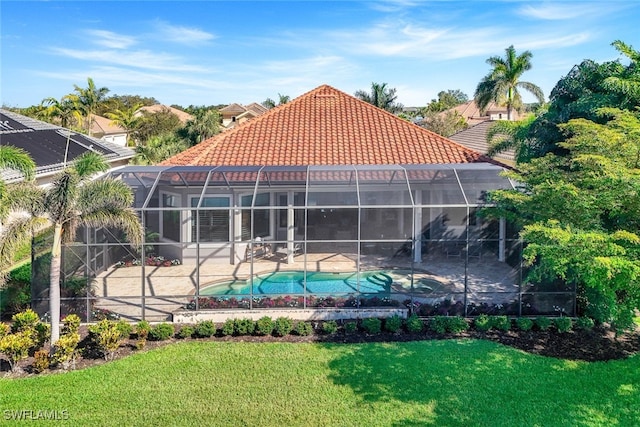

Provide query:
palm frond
left=77, top=179, right=134, bottom=211
left=0, top=146, right=36, bottom=181
left=0, top=215, right=49, bottom=268
left=73, top=152, right=109, bottom=178
left=80, top=208, right=144, bottom=249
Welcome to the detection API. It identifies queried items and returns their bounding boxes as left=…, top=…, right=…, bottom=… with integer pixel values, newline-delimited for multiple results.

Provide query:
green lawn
left=1, top=340, right=639, bottom=426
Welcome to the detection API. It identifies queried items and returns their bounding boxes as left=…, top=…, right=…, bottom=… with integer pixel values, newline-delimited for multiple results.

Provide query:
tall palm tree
left=40, top=96, right=83, bottom=129
left=104, top=102, right=144, bottom=146
left=132, top=133, right=188, bottom=165
left=354, top=82, right=404, bottom=113
left=262, top=93, right=291, bottom=109
left=183, top=110, right=221, bottom=145
left=0, top=152, right=143, bottom=346
left=69, top=77, right=110, bottom=135
left=474, top=45, right=545, bottom=120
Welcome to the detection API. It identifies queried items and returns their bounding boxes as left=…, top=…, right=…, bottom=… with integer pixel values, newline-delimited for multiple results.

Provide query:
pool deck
left=94, top=251, right=519, bottom=321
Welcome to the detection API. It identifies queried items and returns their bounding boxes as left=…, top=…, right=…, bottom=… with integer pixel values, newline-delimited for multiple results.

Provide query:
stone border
left=173, top=307, right=408, bottom=323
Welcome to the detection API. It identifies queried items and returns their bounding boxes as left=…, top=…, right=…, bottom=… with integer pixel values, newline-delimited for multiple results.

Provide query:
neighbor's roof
left=163, top=85, right=495, bottom=167
left=90, top=114, right=126, bottom=136
left=0, top=108, right=134, bottom=183
left=444, top=100, right=516, bottom=126
left=449, top=121, right=515, bottom=164
left=137, top=105, right=193, bottom=124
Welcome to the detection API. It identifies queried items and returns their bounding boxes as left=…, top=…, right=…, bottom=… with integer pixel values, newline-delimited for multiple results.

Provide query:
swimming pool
left=200, top=271, right=395, bottom=296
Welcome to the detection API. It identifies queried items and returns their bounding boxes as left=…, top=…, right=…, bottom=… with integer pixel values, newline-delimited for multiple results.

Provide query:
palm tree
left=183, top=110, right=221, bottom=145
left=40, top=96, right=83, bottom=129
left=603, top=40, right=640, bottom=108
left=0, top=152, right=143, bottom=346
left=474, top=45, right=544, bottom=120
left=0, top=146, right=36, bottom=221
left=354, top=82, right=404, bottom=113
left=104, top=102, right=144, bottom=146
left=132, top=133, right=189, bottom=165
left=69, top=77, right=110, bottom=135
left=262, top=94, right=291, bottom=109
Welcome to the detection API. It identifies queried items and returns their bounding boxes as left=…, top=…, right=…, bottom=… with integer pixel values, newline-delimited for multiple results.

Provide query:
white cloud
left=153, top=20, right=216, bottom=45
left=85, top=30, right=137, bottom=49
left=517, top=3, right=614, bottom=21
left=49, top=47, right=209, bottom=72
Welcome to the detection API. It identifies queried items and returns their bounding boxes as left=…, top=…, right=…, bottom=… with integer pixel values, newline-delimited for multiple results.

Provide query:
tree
left=132, top=109, right=183, bottom=143
left=131, top=133, right=188, bottom=165
left=474, top=45, right=544, bottom=120
left=420, top=110, right=468, bottom=137
left=486, top=114, right=539, bottom=163
left=262, top=94, right=290, bottom=109
left=354, top=82, right=404, bottom=113
left=486, top=109, right=640, bottom=330
left=39, top=97, right=83, bottom=130
left=181, top=110, right=222, bottom=145
left=425, top=89, right=468, bottom=113
left=603, top=40, right=640, bottom=108
left=0, top=152, right=143, bottom=346
left=104, top=102, right=144, bottom=146
left=0, top=146, right=36, bottom=222
left=69, top=78, right=110, bottom=135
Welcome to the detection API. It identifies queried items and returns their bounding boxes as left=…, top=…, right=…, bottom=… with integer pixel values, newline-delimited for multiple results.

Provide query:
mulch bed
left=3, top=324, right=638, bottom=378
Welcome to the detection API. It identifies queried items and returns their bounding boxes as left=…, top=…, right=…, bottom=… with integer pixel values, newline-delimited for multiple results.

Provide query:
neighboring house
left=444, top=100, right=516, bottom=127
left=449, top=121, right=516, bottom=165
left=135, top=104, right=194, bottom=125
left=219, top=102, right=268, bottom=129
left=90, top=114, right=128, bottom=147
left=0, top=108, right=134, bottom=186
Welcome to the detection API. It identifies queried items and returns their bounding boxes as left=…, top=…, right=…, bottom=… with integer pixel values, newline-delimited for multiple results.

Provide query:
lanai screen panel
left=357, top=166, right=413, bottom=207
left=455, top=165, right=516, bottom=204
left=406, top=165, right=467, bottom=206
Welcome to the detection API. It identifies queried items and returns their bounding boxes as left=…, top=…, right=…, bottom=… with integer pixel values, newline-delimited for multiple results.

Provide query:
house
left=442, top=100, right=516, bottom=127
left=89, top=114, right=128, bottom=147
left=61, top=85, right=568, bottom=322
left=0, top=108, right=134, bottom=187
left=219, top=102, right=268, bottom=129
left=135, top=105, right=194, bottom=125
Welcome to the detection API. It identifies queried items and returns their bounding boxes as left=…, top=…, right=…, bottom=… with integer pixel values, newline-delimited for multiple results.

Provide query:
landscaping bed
left=2, top=312, right=639, bottom=379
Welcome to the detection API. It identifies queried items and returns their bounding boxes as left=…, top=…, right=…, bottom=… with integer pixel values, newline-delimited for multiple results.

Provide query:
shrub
left=384, top=315, right=403, bottom=333
left=535, top=316, right=552, bottom=331
left=576, top=316, right=595, bottom=331
left=234, top=318, right=255, bottom=336
left=116, top=320, right=133, bottom=340
left=0, top=332, right=33, bottom=372
left=490, top=315, right=511, bottom=332
left=294, top=321, right=314, bottom=336
left=136, top=321, right=151, bottom=340
left=273, top=317, right=293, bottom=337
left=0, top=323, right=10, bottom=338
left=404, top=314, right=423, bottom=333
left=11, top=309, right=39, bottom=334
left=515, top=317, right=533, bottom=331
left=555, top=317, right=573, bottom=333
left=194, top=321, right=216, bottom=338
left=322, top=320, right=339, bottom=335
left=344, top=321, right=357, bottom=333
left=52, top=332, right=80, bottom=369
left=430, top=316, right=468, bottom=334
left=149, top=323, right=174, bottom=341
left=34, top=322, right=50, bottom=349
left=89, top=320, right=125, bottom=360
left=474, top=314, right=491, bottom=332
left=221, top=319, right=235, bottom=336
left=361, top=318, right=382, bottom=334
left=255, top=316, right=275, bottom=336
left=32, top=349, right=50, bottom=373
left=447, top=316, right=469, bottom=334
left=62, top=314, right=81, bottom=335
left=178, top=325, right=195, bottom=339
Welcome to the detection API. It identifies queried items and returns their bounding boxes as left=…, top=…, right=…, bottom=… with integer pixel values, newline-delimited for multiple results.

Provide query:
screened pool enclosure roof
left=110, top=163, right=516, bottom=209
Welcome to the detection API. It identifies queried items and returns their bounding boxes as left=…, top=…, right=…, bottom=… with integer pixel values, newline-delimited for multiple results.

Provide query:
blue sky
left=1, top=1, right=639, bottom=109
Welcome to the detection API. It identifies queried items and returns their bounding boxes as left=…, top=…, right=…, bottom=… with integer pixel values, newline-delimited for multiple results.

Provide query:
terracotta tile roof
left=90, top=114, right=126, bottom=136
left=162, top=85, right=494, bottom=167
left=443, top=100, right=517, bottom=126
left=137, top=105, right=194, bottom=124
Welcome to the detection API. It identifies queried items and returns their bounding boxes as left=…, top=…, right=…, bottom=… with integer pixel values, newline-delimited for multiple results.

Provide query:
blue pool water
left=200, top=271, right=394, bottom=296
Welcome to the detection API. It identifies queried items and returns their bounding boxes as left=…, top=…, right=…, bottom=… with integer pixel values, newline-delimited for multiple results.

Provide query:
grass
left=1, top=340, right=639, bottom=426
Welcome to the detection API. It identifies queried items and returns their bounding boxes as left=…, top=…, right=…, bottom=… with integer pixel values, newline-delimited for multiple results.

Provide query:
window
left=241, top=193, right=270, bottom=240
left=162, top=193, right=180, bottom=242
left=191, top=197, right=230, bottom=242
